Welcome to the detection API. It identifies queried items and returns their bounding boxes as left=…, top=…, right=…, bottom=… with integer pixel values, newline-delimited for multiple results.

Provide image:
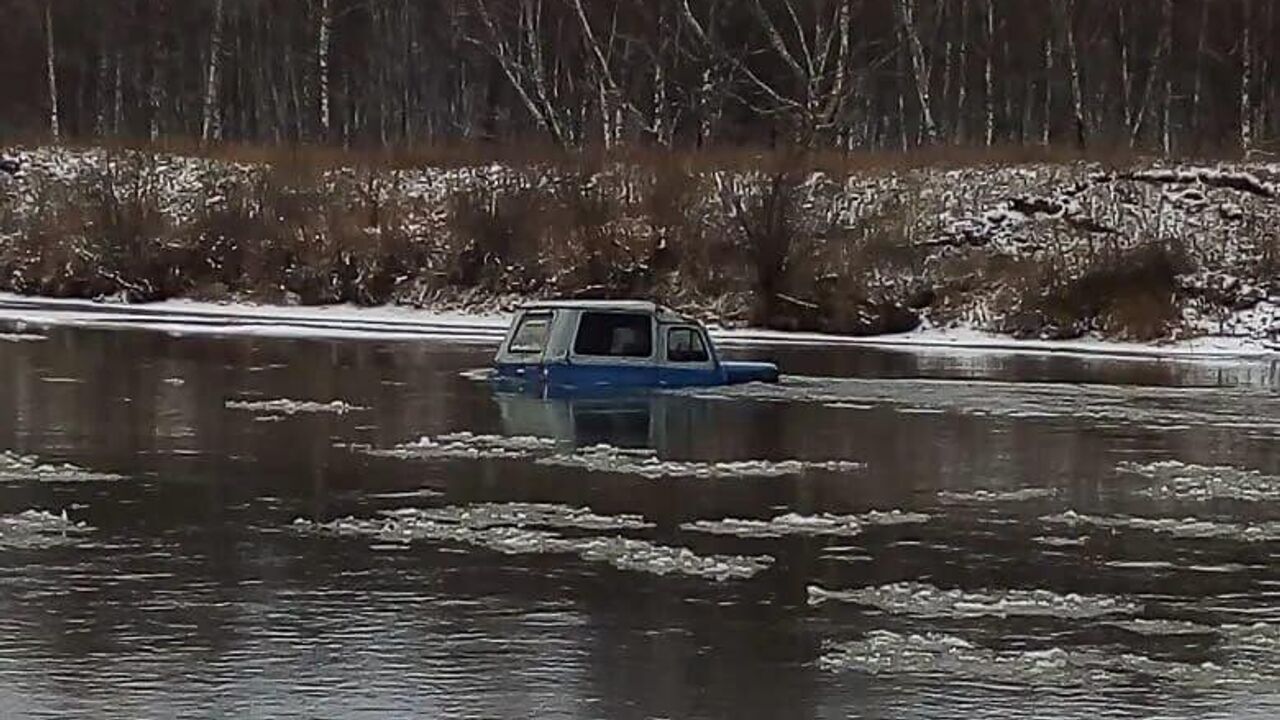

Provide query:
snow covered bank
left=3, top=145, right=1280, bottom=352
left=1, top=293, right=1276, bottom=359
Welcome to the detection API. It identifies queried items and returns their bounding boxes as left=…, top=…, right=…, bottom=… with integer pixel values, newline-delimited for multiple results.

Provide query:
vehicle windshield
left=508, top=312, right=553, bottom=354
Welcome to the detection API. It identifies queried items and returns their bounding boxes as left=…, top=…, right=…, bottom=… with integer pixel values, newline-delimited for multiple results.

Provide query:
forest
left=1, top=0, right=1277, bottom=156
left=2, top=2, right=1279, bottom=343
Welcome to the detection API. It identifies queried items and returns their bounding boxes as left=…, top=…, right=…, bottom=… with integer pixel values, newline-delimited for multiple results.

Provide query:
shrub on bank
left=1, top=144, right=1276, bottom=341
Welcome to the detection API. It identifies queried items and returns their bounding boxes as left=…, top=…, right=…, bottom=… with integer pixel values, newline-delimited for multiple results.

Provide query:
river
left=1, top=324, right=1279, bottom=719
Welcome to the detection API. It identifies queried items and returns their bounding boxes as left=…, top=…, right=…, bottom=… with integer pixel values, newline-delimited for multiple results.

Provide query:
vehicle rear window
left=508, top=312, right=553, bottom=354
left=667, top=327, right=710, bottom=363
left=573, top=313, right=652, bottom=358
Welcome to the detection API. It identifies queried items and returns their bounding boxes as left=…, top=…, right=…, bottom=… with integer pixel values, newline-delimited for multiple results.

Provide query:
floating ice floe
left=0, top=509, right=91, bottom=549
left=363, top=433, right=862, bottom=479
left=1042, top=510, right=1280, bottom=542
left=0, top=333, right=46, bottom=343
left=1033, top=535, right=1090, bottom=547
left=538, top=445, right=864, bottom=479
left=1118, top=460, right=1280, bottom=503
left=458, top=367, right=495, bottom=382
left=817, top=630, right=1246, bottom=687
left=682, top=510, right=929, bottom=539
left=294, top=504, right=771, bottom=581
left=1102, top=618, right=1218, bottom=636
left=366, top=432, right=561, bottom=460
left=225, top=398, right=365, bottom=415
left=389, top=503, right=654, bottom=531
left=807, top=581, right=1139, bottom=619
left=936, top=488, right=1059, bottom=503
left=0, top=450, right=123, bottom=483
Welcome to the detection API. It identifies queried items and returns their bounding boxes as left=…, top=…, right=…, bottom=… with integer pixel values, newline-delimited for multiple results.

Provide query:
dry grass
left=1003, top=242, right=1188, bottom=341
left=0, top=139, right=1254, bottom=340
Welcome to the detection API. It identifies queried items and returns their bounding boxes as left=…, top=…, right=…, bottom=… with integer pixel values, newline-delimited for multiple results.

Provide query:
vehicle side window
left=667, top=327, right=710, bottom=363
left=508, top=312, right=553, bottom=354
left=573, top=313, right=652, bottom=358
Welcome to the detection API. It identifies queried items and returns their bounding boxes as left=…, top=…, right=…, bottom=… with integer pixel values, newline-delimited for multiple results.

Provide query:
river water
left=1, top=325, right=1279, bottom=719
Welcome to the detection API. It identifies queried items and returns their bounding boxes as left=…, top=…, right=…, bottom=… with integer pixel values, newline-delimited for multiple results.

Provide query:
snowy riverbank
left=1, top=293, right=1274, bottom=360
left=3, top=145, right=1280, bottom=349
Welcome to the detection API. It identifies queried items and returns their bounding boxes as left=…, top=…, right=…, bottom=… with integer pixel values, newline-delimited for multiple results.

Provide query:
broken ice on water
left=0, top=450, right=123, bottom=483
left=0, top=509, right=92, bottom=549
left=807, top=581, right=1140, bottom=619
left=362, top=432, right=863, bottom=479
left=537, top=444, right=865, bottom=479
left=293, top=503, right=773, bottom=581
left=816, top=629, right=1260, bottom=688
left=0, top=332, right=47, bottom=343
left=365, top=432, right=560, bottom=461
left=225, top=398, right=366, bottom=415
left=681, top=510, right=929, bottom=539
left=936, top=487, right=1059, bottom=504
left=1118, top=459, right=1280, bottom=503
left=391, top=503, right=654, bottom=531
left=1042, top=510, right=1280, bottom=542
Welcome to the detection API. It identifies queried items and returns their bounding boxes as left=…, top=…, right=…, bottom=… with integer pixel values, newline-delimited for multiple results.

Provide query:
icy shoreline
left=0, top=292, right=1275, bottom=360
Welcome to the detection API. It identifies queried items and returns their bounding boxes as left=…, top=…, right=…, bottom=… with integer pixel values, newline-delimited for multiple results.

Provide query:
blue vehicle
left=493, top=300, right=779, bottom=389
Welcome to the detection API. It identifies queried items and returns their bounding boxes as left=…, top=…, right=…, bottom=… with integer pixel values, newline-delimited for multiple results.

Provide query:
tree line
left=2, top=0, right=1277, bottom=156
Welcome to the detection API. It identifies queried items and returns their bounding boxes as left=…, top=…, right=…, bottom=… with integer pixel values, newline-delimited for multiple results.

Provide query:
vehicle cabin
left=493, top=300, right=779, bottom=388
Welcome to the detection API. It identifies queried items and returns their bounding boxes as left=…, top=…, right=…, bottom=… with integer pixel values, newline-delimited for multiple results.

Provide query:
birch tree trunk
left=984, top=0, right=995, bottom=146
left=1240, top=0, right=1253, bottom=156
left=318, top=0, right=333, bottom=139
left=1191, top=0, right=1209, bottom=144
left=1042, top=24, right=1053, bottom=146
left=956, top=0, right=968, bottom=143
left=898, top=0, right=938, bottom=143
left=1063, top=0, right=1087, bottom=148
left=112, top=52, right=122, bottom=136
left=45, top=0, right=60, bottom=141
left=201, top=0, right=226, bottom=144
left=1128, top=0, right=1172, bottom=148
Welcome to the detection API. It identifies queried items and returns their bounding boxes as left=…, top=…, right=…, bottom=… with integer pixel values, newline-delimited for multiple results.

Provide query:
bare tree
left=45, top=0, right=60, bottom=141
left=1061, top=0, right=1087, bottom=148
left=1240, top=0, right=1254, bottom=156
left=0, top=0, right=1270, bottom=154
left=201, top=0, right=226, bottom=144
left=898, top=0, right=938, bottom=143
left=318, top=0, right=333, bottom=139
left=984, top=0, right=995, bottom=146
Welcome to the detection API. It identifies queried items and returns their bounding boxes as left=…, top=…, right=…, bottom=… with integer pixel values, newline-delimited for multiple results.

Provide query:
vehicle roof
left=519, top=299, right=693, bottom=322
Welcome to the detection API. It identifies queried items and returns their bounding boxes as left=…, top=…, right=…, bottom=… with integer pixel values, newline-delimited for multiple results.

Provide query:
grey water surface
left=1, top=327, right=1279, bottom=719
